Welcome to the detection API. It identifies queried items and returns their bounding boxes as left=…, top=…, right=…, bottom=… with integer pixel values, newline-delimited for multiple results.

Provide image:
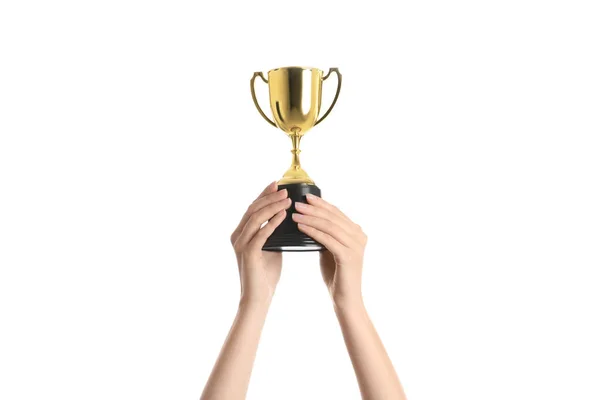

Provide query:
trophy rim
left=268, top=66, right=323, bottom=74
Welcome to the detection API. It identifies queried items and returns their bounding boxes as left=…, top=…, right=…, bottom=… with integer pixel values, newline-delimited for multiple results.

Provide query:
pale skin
left=200, top=182, right=407, bottom=400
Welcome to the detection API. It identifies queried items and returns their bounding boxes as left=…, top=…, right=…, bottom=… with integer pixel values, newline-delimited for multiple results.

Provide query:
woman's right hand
left=230, top=181, right=291, bottom=306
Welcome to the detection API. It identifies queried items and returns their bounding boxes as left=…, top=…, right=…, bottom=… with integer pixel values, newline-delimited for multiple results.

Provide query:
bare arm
left=200, top=300, right=270, bottom=400
left=294, top=194, right=407, bottom=400
left=334, top=300, right=405, bottom=399
left=201, top=182, right=291, bottom=400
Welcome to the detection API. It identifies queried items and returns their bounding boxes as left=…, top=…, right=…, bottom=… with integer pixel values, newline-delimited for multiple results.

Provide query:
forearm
left=201, top=300, right=270, bottom=400
left=335, top=300, right=406, bottom=400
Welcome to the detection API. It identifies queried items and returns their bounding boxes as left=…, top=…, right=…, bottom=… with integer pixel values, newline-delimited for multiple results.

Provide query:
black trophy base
left=262, top=183, right=324, bottom=252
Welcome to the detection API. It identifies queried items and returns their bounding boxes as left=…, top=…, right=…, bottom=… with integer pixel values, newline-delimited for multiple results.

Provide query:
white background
left=1, top=1, right=599, bottom=399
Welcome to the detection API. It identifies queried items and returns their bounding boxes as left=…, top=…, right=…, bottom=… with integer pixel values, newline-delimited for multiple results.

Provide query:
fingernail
left=292, top=213, right=304, bottom=221
left=279, top=188, right=288, bottom=196
left=295, top=202, right=306, bottom=210
left=306, top=193, right=316, bottom=200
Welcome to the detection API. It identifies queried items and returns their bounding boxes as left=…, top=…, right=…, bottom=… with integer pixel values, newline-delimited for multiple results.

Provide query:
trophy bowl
left=267, top=67, right=323, bottom=135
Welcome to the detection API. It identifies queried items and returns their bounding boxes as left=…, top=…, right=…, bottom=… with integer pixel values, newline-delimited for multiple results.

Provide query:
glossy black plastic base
left=263, top=183, right=324, bottom=252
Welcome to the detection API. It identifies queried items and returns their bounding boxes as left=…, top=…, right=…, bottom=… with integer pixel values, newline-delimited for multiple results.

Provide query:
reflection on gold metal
left=251, top=66, right=342, bottom=185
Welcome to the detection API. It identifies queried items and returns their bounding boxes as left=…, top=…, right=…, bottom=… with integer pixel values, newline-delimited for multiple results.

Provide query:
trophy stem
left=279, top=128, right=314, bottom=185
left=290, top=131, right=302, bottom=171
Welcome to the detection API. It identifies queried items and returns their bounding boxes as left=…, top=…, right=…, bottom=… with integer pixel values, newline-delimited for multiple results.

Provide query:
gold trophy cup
left=251, top=66, right=342, bottom=251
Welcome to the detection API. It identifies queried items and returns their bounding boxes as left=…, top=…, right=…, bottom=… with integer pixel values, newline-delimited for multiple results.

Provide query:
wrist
left=332, top=294, right=365, bottom=314
left=239, top=295, right=272, bottom=313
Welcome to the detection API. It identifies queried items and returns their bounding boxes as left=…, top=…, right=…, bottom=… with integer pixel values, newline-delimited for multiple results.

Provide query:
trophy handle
left=315, top=68, right=342, bottom=126
left=250, top=72, right=276, bottom=127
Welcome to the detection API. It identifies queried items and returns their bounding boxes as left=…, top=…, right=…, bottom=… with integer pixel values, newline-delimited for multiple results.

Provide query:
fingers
left=231, top=183, right=284, bottom=244
left=292, top=212, right=356, bottom=247
left=297, top=223, right=346, bottom=255
left=294, top=201, right=355, bottom=233
left=235, top=189, right=288, bottom=235
left=306, top=193, right=352, bottom=222
left=248, top=209, right=287, bottom=250
left=249, top=188, right=288, bottom=217
left=296, top=195, right=367, bottom=251
left=235, top=197, right=292, bottom=249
